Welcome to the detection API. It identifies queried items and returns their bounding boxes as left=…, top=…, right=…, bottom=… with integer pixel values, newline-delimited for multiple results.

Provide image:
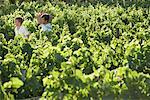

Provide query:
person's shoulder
left=40, top=24, right=44, bottom=26
left=46, top=23, right=51, bottom=27
left=47, top=23, right=51, bottom=25
left=20, top=26, right=28, bottom=30
left=20, top=26, right=26, bottom=29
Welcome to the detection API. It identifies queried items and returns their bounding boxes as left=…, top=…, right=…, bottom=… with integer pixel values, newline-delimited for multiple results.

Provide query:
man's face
left=15, top=20, right=21, bottom=27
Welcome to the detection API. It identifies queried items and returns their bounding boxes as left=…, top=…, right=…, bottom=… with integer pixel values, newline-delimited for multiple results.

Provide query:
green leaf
left=76, top=69, right=86, bottom=83
left=10, top=77, right=24, bottom=89
left=3, top=81, right=12, bottom=89
left=116, top=47, right=121, bottom=54
left=113, top=60, right=118, bottom=66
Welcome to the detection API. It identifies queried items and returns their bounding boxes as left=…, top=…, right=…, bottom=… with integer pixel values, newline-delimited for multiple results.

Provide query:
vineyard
left=0, top=0, right=150, bottom=100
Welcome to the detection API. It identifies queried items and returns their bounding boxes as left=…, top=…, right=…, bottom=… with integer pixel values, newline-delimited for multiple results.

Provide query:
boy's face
left=41, top=18, right=48, bottom=24
left=15, top=20, right=21, bottom=27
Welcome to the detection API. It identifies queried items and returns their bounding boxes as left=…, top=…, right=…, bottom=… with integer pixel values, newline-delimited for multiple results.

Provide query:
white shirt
left=15, top=26, right=29, bottom=38
left=40, top=23, right=52, bottom=32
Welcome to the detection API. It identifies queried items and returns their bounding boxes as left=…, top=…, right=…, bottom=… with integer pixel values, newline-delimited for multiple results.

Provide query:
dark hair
left=15, top=17, right=24, bottom=24
left=41, top=14, right=50, bottom=22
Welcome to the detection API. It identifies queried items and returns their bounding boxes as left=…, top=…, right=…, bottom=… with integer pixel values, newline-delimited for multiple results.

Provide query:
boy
left=37, top=13, right=52, bottom=32
left=14, top=17, right=29, bottom=38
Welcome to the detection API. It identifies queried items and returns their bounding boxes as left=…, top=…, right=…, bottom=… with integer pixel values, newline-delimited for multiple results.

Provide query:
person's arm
left=36, top=13, right=43, bottom=25
left=14, top=27, right=18, bottom=36
left=22, top=27, right=30, bottom=38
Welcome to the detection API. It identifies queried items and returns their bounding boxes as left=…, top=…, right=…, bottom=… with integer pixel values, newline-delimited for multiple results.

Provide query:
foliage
left=0, top=1, right=150, bottom=100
